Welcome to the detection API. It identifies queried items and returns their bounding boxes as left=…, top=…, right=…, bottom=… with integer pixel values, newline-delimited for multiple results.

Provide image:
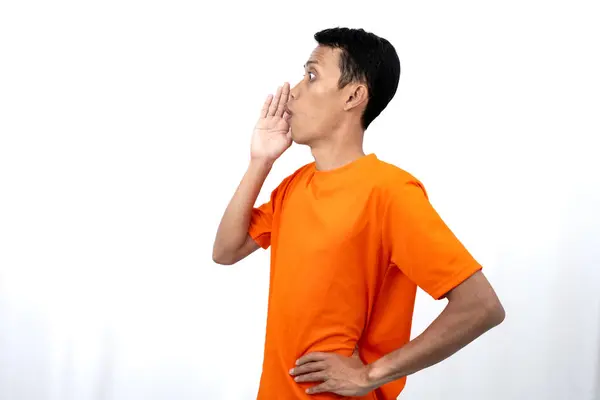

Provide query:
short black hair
left=314, top=27, right=400, bottom=130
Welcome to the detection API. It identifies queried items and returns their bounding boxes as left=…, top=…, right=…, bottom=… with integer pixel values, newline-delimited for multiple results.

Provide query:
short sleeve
left=382, top=181, right=482, bottom=300
left=249, top=196, right=275, bottom=249
left=248, top=172, right=297, bottom=250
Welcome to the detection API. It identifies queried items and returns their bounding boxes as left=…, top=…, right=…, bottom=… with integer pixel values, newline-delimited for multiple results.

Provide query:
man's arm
left=291, top=270, right=504, bottom=396
left=366, top=270, right=505, bottom=388
left=212, top=83, right=292, bottom=265
left=212, top=160, right=272, bottom=265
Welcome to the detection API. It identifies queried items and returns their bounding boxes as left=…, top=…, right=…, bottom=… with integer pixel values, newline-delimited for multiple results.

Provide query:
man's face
left=286, top=45, right=347, bottom=145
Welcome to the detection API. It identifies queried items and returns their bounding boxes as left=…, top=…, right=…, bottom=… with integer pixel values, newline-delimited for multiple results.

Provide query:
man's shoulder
left=371, top=157, right=425, bottom=191
left=369, top=158, right=432, bottom=214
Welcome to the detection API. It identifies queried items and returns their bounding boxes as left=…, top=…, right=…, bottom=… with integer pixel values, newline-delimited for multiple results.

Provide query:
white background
left=1, top=1, right=599, bottom=399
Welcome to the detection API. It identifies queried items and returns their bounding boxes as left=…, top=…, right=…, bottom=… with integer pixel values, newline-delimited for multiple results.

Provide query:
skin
left=212, top=83, right=292, bottom=265
left=213, top=44, right=506, bottom=396
left=286, top=45, right=370, bottom=170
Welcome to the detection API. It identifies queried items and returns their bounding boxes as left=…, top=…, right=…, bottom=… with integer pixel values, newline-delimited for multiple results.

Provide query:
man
left=213, top=27, right=505, bottom=399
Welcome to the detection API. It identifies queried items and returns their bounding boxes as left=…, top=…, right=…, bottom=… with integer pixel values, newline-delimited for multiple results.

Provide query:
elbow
left=483, top=297, right=506, bottom=328
left=212, top=254, right=234, bottom=265
left=212, top=246, right=236, bottom=266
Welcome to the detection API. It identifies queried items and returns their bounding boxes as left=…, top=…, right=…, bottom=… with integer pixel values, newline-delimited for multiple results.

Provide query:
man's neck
left=310, top=142, right=366, bottom=171
left=308, top=119, right=367, bottom=171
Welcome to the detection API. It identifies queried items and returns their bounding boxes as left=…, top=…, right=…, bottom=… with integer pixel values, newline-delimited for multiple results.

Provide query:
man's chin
left=290, top=131, right=302, bottom=145
left=289, top=129, right=305, bottom=144
left=291, top=137, right=306, bottom=146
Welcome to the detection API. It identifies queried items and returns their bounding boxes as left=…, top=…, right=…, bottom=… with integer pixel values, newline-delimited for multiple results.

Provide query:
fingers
left=267, top=85, right=282, bottom=116
left=293, top=371, right=328, bottom=383
left=290, top=361, right=326, bottom=376
left=263, top=82, right=290, bottom=118
left=260, top=94, right=273, bottom=118
left=296, top=352, right=328, bottom=366
left=275, top=82, right=290, bottom=117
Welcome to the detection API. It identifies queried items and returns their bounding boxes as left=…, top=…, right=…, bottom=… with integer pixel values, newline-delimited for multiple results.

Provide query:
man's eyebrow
left=303, top=60, right=319, bottom=68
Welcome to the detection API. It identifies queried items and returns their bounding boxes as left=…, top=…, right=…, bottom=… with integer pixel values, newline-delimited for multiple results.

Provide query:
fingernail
left=289, top=368, right=294, bottom=374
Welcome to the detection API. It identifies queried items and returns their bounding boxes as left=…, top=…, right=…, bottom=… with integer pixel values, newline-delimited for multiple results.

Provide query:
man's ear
left=344, top=84, right=369, bottom=111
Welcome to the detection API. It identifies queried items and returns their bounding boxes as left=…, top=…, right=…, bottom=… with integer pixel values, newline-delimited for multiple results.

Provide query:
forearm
left=213, top=159, right=272, bottom=257
left=366, top=291, right=504, bottom=388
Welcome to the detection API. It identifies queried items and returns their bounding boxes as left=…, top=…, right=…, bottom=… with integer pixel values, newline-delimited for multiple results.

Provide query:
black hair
left=314, top=27, right=400, bottom=130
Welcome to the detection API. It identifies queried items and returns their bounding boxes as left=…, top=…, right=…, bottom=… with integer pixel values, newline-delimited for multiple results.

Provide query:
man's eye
left=308, top=72, right=316, bottom=81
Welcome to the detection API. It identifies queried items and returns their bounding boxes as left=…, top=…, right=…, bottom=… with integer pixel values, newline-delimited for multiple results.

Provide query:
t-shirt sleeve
left=248, top=173, right=294, bottom=250
left=248, top=196, right=275, bottom=250
left=382, top=180, right=482, bottom=300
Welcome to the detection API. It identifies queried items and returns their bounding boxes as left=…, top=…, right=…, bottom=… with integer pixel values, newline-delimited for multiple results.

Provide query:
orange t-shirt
left=248, top=153, right=482, bottom=399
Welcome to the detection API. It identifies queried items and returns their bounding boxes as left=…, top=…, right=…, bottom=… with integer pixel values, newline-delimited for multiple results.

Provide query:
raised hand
left=251, top=83, right=293, bottom=163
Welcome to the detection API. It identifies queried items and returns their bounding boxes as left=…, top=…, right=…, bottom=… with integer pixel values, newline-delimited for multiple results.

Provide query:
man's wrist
left=365, top=358, right=399, bottom=389
left=248, top=157, right=274, bottom=174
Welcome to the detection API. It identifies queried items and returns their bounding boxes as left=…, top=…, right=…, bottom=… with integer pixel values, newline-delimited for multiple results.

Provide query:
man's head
left=286, top=27, right=400, bottom=146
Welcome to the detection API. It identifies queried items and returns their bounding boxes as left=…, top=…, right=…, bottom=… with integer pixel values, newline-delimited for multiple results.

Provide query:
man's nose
left=290, top=81, right=300, bottom=100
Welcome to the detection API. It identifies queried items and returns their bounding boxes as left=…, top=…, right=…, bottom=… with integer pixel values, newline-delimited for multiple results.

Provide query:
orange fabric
left=248, top=154, right=482, bottom=399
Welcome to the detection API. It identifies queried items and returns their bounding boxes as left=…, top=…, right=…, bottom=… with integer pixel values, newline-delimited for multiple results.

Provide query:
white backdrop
left=1, top=1, right=599, bottom=399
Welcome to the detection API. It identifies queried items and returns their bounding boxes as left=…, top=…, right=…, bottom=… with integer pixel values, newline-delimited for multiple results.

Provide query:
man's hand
left=251, top=83, right=293, bottom=164
left=290, top=349, right=377, bottom=396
